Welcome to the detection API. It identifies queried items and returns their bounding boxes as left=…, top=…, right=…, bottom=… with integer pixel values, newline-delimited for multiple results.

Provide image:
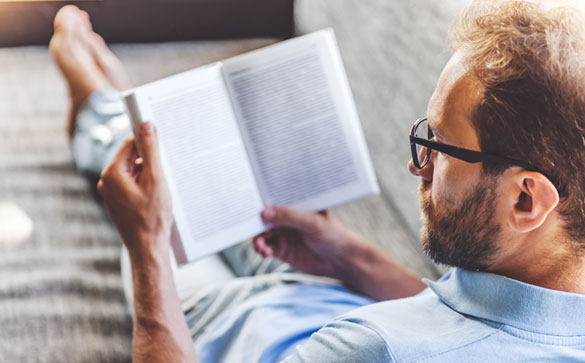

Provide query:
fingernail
left=262, top=206, right=275, bottom=220
left=140, top=122, right=154, bottom=135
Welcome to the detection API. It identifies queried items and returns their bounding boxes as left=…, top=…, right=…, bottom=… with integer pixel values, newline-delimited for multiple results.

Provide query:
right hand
left=253, top=206, right=364, bottom=278
left=97, top=122, right=173, bottom=260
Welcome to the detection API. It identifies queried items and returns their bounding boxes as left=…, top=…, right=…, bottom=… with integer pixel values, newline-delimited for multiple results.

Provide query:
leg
left=50, top=6, right=116, bottom=139
left=50, top=6, right=132, bottom=174
left=50, top=5, right=235, bottom=311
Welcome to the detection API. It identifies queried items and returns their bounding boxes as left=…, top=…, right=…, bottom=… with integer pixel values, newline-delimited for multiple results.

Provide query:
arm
left=97, top=122, right=198, bottom=363
left=332, top=237, right=426, bottom=301
left=254, top=207, right=426, bottom=301
left=129, top=239, right=197, bottom=362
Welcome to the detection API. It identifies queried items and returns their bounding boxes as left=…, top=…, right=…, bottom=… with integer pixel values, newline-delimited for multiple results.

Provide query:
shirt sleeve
left=280, top=318, right=394, bottom=363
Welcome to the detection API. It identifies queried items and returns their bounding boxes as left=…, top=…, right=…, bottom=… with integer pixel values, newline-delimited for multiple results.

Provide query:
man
left=51, top=0, right=585, bottom=361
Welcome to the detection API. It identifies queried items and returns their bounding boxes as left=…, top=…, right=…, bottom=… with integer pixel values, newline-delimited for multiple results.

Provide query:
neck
left=489, top=235, right=585, bottom=294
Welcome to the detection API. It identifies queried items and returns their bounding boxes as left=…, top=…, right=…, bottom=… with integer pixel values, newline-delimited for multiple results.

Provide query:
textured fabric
left=283, top=269, right=585, bottom=362
left=72, top=87, right=132, bottom=175
left=0, top=54, right=133, bottom=362
left=193, top=281, right=373, bottom=363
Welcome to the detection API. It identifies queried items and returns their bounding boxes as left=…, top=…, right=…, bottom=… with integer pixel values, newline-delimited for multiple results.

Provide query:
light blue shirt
left=195, top=283, right=374, bottom=362
left=285, top=268, right=585, bottom=362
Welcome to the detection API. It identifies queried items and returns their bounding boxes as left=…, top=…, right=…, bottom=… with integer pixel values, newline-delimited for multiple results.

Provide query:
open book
left=123, top=29, right=379, bottom=264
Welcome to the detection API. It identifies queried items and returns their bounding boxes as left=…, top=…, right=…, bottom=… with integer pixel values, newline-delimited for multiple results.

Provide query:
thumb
left=135, top=122, right=162, bottom=173
left=261, top=206, right=322, bottom=232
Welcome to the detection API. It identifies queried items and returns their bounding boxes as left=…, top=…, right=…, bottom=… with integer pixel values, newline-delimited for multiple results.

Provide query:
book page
left=223, top=30, right=379, bottom=211
left=127, top=64, right=265, bottom=261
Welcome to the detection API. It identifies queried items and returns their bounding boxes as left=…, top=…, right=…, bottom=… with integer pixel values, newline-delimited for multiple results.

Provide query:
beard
left=419, top=174, right=501, bottom=271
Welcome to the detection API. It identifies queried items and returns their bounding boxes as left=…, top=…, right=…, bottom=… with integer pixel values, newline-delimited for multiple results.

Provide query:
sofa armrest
left=0, top=0, right=294, bottom=46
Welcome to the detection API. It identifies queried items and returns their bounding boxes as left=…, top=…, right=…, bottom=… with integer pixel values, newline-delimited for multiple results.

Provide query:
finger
left=261, top=206, right=321, bottom=232
left=253, top=236, right=274, bottom=258
left=98, top=138, right=139, bottom=196
left=252, top=233, right=266, bottom=251
left=252, top=236, right=271, bottom=258
left=273, top=230, right=292, bottom=260
left=100, top=138, right=137, bottom=183
left=254, top=229, right=280, bottom=255
left=132, top=157, right=144, bottom=177
left=96, top=179, right=104, bottom=197
left=135, top=122, right=162, bottom=174
left=262, top=228, right=276, bottom=243
left=113, top=137, right=139, bottom=172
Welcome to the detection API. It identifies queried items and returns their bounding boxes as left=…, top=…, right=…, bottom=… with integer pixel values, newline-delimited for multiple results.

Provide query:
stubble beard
left=419, top=175, right=501, bottom=271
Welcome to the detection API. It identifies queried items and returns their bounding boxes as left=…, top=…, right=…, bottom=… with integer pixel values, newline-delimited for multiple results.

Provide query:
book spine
left=123, top=92, right=143, bottom=136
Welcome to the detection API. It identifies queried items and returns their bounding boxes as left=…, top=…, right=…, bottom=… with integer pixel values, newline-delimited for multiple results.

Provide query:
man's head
left=409, top=0, right=585, bottom=274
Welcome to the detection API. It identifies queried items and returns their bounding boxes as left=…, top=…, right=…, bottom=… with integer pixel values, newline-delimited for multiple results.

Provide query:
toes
left=53, top=5, right=81, bottom=31
left=50, top=5, right=95, bottom=64
left=80, top=10, right=93, bottom=33
left=53, top=5, right=93, bottom=41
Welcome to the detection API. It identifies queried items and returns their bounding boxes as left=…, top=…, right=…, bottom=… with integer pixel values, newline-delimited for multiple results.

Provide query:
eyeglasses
left=410, top=117, right=543, bottom=172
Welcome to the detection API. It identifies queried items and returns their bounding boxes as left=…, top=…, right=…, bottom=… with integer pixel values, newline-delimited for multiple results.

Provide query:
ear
left=507, top=171, right=559, bottom=233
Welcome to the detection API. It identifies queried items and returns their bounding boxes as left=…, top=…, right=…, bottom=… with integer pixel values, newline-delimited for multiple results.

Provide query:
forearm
left=333, top=239, right=427, bottom=301
left=128, top=237, right=198, bottom=363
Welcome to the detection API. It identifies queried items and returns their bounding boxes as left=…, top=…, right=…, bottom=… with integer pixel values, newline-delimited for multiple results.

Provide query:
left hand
left=97, top=122, right=173, bottom=258
left=253, top=207, right=366, bottom=279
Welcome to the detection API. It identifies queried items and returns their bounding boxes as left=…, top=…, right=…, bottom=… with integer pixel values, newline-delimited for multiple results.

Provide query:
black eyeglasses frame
left=409, top=117, right=543, bottom=174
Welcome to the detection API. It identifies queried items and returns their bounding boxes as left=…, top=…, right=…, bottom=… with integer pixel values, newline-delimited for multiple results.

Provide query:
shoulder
left=348, top=288, right=501, bottom=360
left=282, top=288, right=501, bottom=363
left=281, top=316, right=393, bottom=363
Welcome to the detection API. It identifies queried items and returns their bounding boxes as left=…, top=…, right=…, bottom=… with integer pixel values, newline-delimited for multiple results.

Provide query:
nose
left=408, top=159, right=418, bottom=176
left=408, top=157, right=433, bottom=182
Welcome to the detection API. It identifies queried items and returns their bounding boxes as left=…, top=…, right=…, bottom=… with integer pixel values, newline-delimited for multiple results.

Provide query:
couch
left=0, top=0, right=462, bottom=361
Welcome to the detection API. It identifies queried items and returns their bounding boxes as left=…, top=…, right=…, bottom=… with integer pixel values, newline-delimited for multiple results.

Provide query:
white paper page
left=128, top=64, right=265, bottom=261
left=223, top=30, right=379, bottom=211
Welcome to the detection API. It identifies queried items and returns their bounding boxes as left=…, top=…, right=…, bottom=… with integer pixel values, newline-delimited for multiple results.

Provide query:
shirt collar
left=423, top=268, right=585, bottom=335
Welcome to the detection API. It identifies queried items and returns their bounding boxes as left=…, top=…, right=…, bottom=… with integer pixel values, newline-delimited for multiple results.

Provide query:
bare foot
left=50, top=5, right=129, bottom=140
left=87, top=32, right=130, bottom=91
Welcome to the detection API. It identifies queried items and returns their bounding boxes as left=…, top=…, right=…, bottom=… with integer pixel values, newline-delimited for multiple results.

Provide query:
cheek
left=431, top=155, right=481, bottom=208
left=430, top=155, right=455, bottom=206
left=430, top=177, right=458, bottom=211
